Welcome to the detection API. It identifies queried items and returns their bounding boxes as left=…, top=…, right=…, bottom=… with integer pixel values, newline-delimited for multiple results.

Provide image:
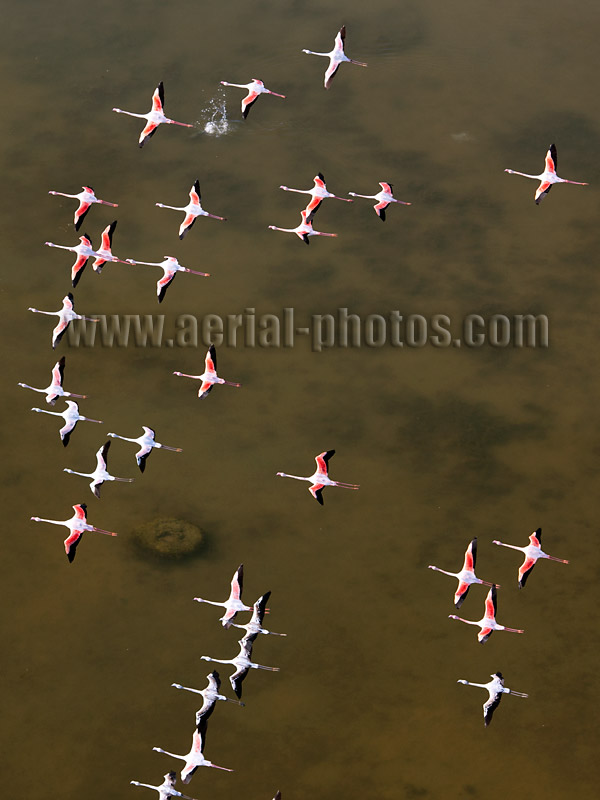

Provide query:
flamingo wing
left=156, top=268, right=176, bottom=303
left=74, top=200, right=92, bottom=231
left=52, top=318, right=70, bottom=350
left=454, top=581, right=471, bottom=609
left=324, top=58, right=340, bottom=90
left=136, top=443, right=153, bottom=473
left=374, top=200, right=390, bottom=221
left=254, top=591, right=270, bottom=624
left=545, top=144, right=557, bottom=175
left=462, top=538, right=477, bottom=572
left=518, top=555, right=537, bottom=589
left=197, top=381, right=213, bottom=399
left=534, top=180, right=552, bottom=204
left=64, top=530, right=83, bottom=563
left=530, top=527, right=542, bottom=547
left=59, top=417, right=77, bottom=447
left=483, top=690, right=503, bottom=726
left=179, top=212, right=198, bottom=239
left=190, top=180, right=201, bottom=204
left=230, top=664, right=250, bottom=699
left=309, top=483, right=325, bottom=505
left=241, top=90, right=260, bottom=119
left=315, top=450, right=334, bottom=474
left=305, top=195, right=323, bottom=217
left=484, top=585, right=497, bottom=618
left=139, top=119, right=159, bottom=148
left=52, top=357, right=65, bottom=387
left=205, top=345, right=217, bottom=374
left=478, top=626, right=494, bottom=644
left=152, top=82, right=165, bottom=113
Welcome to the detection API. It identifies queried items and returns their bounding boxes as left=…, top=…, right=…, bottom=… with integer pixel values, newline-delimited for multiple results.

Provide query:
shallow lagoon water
left=2, top=1, right=599, bottom=799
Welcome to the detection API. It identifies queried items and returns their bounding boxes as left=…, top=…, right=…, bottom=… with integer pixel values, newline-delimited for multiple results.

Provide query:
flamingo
left=268, top=209, right=338, bottom=245
left=30, top=503, right=117, bottom=563
left=201, top=636, right=280, bottom=699
left=18, top=356, right=87, bottom=405
left=193, top=564, right=251, bottom=627
left=91, top=221, right=130, bottom=273
left=428, top=538, right=496, bottom=609
left=173, top=345, right=241, bottom=399
left=276, top=449, right=359, bottom=505
left=492, top=528, right=569, bottom=589
left=107, top=426, right=182, bottom=473
left=153, top=726, right=233, bottom=783
left=48, top=186, right=118, bottom=231
left=349, top=182, right=411, bottom=221
left=220, top=79, right=285, bottom=119
left=279, top=173, right=353, bottom=217
left=505, top=144, right=588, bottom=204
left=44, top=235, right=95, bottom=287
left=64, top=441, right=134, bottom=497
left=125, top=256, right=210, bottom=303
left=28, top=293, right=99, bottom=349
left=131, top=771, right=199, bottom=800
left=112, top=81, right=193, bottom=147
left=229, top=591, right=287, bottom=639
left=457, top=672, right=528, bottom=727
left=302, top=26, right=367, bottom=89
left=156, top=180, right=226, bottom=239
left=448, top=585, right=524, bottom=644
left=171, top=670, right=245, bottom=725
left=31, top=400, right=102, bottom=447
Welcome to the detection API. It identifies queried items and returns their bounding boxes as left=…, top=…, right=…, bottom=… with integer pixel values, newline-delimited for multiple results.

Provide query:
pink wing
left=379, top=182, right=393, bottom=194
left=74, top=201, right=91, bottom=227
left=374, top=200, right=390, bottom=217
left=462, top=539, right=476, bottom=573
left=535, top=180, right=552, bottom=203
left=139, top=120, right=159, bottom=146
left=478, top=626, right=494, bottom=644
left=152, top=86, right=163, bottom=113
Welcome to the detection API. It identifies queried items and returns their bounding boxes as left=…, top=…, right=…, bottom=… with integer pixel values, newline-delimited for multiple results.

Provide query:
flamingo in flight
left=349, top=182, right=411, bottom=221
left=64, top=441, right=134, bottom=497
left=107, top=426, right=182, bottom=473
left=131, top=771, right=199, bottom=800
left=457, top=672, right=528, bottom=727
left=220, top=79, right=285, bottom=119
left=276, top=450, right=359, bottom=505
left=126, top=255, right=210, bottom=303
left=171, top=670, right=245, bottom=725
left=279, top=173, right=353, bottom=218
left=30, top=503, right=117, bottom=563
left=18, top=356, right=86, bottom=405
left=173, top=345, right=241, bottom=399
left=493, top=528, right=569, bottom=589
left=302, top=26, right=367, bottom=89
left=156, top=180, right=226, bottom=239
left=48, top=186, right=118, bottom=231
left=505, top=144, right=588, bottom=204
left=28, top=293, right=99, bottom=349
left=112, top=81, right=193, bottom=147
left=201, top=636, right=280, bottom=699
left=268, top=209, right=338, bottom=245
left=193, top=564, right=252, bottom=628
left=428, top=538, right=496, bottom=609
left=44, top=235, right=95, bottom=287
left=153, top=725, right=233, bottom=783
left=31, top=400, right=102, bottom=447
left=230, top=591, right=287, bottom=639
left=449, top=585, right=524, bottom=644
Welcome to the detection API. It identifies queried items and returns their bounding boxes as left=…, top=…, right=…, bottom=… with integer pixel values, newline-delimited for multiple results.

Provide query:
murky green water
left=2, top=1, right=599, bottom=798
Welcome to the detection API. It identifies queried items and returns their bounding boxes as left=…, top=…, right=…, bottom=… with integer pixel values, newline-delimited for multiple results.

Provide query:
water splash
left=201, top=91, right=229, bottom=136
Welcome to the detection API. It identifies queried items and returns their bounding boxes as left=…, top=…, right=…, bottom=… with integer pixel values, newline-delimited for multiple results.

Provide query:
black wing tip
left=314, top=489, right=324, bottom=505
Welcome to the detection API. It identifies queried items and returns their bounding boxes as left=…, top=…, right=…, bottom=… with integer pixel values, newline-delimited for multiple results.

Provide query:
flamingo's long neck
left=277, top=472, right=310, bottom=482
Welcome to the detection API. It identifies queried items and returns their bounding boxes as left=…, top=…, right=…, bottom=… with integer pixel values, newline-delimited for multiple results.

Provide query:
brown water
left=2, top=1, right=599, bottom=798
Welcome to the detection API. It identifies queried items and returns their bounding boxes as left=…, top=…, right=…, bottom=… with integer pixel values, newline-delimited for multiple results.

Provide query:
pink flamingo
left=31, top=400, right=102, bottom=447
left=457, top=672, right=528, bottom=727
left=153, top=726, right=233, bottom=783
left=48, top=185, right=118, bottom=230
left=230, top=591, right=287, bottom=639
left=276, top=449, right=359, bottom=505
left=44, top=235, right=95, bottom=287
left=156, top=180, right=226, bottom=239
left=220, top=79, right=285, bottom=119
left=112, top=81, right=193, bottom=147
left=18, top=356, right=87, bottom=405
left=91, top=221, right=130, bottom=273
left=173, top=345, right=241, bottom=399
left=268, top=208, right=338, bottom=245
left=302, top=26, right=367, bottom=89
left=201, top=636, right=280, bottom=699
left=493, top=528, right=569, bottom=588
left=30, top=503, right=117, bottom=563
left=171, top=670, right=245, bottom=725
left=428, top=538, right=496, bottom=608
left=64, top=441, right=134, bottom=497
left=279, top=172, right=353, bottom=217
left=131, top=771, right=199, bottom=800
left=28, top=293, right=99, bottom=349
left=349, top=182, right=411, bottom=221
left=505, top=144, right=588, bottom=204
left=193, top=564, right=251, bottom=628
left=107, top=425, right=182, bottom=473
left=449, top=585, right=524, bottom=643
left=126, top=255, right=210, bottom=303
